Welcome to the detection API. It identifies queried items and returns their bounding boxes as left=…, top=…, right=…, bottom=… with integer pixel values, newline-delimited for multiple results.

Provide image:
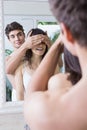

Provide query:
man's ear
left=60, top=23, right=74, bottom=43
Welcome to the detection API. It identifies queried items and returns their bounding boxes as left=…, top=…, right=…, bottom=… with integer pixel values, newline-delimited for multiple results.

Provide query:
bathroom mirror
left=2, top=0, right=60, bottom=104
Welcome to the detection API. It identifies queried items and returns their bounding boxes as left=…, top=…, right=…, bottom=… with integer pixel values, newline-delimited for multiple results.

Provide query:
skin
left=24, top=24, right=87, bottom=130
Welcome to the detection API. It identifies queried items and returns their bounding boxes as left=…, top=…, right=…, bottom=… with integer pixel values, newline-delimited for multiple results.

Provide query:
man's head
left=5, top=21, right=25, bottom=49
left=48, top=0, right=87, bottom=48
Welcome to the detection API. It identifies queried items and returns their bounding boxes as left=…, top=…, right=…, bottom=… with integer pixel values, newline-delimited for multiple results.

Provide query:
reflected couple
left=5, top=21, right=52, bottom=101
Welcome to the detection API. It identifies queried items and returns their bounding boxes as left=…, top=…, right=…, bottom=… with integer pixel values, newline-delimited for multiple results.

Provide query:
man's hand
left=24, top=34, right=52, bottom=49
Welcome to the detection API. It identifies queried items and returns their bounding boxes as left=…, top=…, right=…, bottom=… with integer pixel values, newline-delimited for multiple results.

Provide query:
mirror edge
left=0, top=0, right=6, bottom=108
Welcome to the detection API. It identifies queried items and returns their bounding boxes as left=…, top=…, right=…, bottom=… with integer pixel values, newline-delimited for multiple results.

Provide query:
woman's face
left=32, top=42, right=47, bottom=56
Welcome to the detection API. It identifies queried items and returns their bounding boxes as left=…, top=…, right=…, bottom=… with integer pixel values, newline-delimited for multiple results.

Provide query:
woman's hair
left=24, top=28, right=48, bottom=65
left=64, top=47, right=82, bottom=85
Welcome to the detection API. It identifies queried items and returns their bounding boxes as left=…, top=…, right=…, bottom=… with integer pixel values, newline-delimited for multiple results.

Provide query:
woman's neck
left=30, top=55, right=42, bottom=70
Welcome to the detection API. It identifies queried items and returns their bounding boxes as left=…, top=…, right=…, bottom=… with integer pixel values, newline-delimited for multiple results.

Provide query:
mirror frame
left=0, top=0, right=6, bottom=106
left=0, top=0, right=24, bottom=112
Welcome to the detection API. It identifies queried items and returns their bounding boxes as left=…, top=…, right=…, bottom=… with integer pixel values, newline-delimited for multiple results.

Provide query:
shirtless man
left=5, top=21, right=26, bottom=101
left=24, top=0, right=87, bottom=130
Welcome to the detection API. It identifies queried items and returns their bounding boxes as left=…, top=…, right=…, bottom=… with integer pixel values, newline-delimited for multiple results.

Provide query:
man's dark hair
left=49, top=0, right=87, bottom=47
left=5, top=21, right=25, bottom=39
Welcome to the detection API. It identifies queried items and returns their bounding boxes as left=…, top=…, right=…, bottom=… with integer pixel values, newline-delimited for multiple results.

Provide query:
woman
left=14, top=28, right=62, bottom=101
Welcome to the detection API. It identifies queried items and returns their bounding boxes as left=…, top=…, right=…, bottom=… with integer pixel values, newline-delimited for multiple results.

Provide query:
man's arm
left=5, top=35, right=38, bottom=74
left=5, top=45, right=27, bottom=74
left=6, top=34, right=51, bottom=74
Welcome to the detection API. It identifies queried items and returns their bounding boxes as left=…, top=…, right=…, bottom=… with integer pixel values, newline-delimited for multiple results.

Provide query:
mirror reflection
left=4, top=0, right=63, bottom=102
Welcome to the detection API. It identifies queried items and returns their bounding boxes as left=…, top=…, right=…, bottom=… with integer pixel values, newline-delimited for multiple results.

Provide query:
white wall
left=4, top=0, right=52, bottom=15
